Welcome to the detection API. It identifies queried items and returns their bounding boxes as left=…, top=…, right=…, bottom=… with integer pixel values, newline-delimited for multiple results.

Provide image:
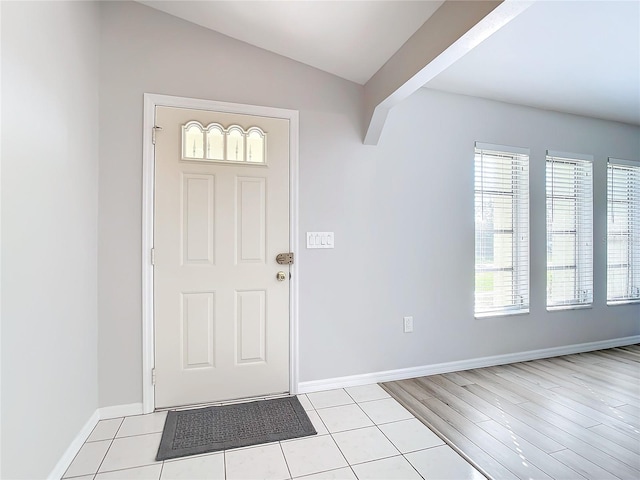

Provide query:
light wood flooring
left=381, top=345, right=640, bottom=480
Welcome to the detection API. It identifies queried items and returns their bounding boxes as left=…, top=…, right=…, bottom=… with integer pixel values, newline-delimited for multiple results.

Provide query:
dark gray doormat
left=156, top=396, right=316, bottom=461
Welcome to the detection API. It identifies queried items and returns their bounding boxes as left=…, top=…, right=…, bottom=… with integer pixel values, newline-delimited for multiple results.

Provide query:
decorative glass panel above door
left=183, top=122, right=205, bottom=159
left=206, top=124, right=224, bottom=161
left=247, top=127, right=266, bottom=163
left=226, top=126, right=245, bottom=162
left=181, top=122, right=266, bottom=164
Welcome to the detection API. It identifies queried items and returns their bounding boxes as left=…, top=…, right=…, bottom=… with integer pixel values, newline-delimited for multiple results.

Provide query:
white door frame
left=141, top=93, right=300, bottom=413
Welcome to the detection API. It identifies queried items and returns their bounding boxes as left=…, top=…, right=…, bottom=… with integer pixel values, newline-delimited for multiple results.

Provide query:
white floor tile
left=95, top=464, right=162, bottom=480
left=351, top=455, right=422, bottom=479
left=406, top=445, right=485, bottom=480
left=358, top=398, right=413, bottom=425
left=160, top=453, right=224, bottom=479
left=64, top=440, right=111, bottom=478
left=225, top=444, right=290, bottom=480
left=99, top=433, right=162, bottom=472
left=297, top=394, right=314, bottom=411
left=345, top=384, right=390, bottom=403
left=65, top=384, right=490, bottom=480
left=378, top=419, right=444, bottom=453
left=305, top=410, right=329, bottom=435
left=116, top=411, right=167, bottom=438
left=294, top=467, right=357, bottom=479
left=316, top=404, right=373, bottom=433
left=307, top=389, right=354, bottom=409
left=332, top=426, right=399, bottom=465
left=223, top=440, right=282, bottom=454
left=281, top=435, right=348, bottom=478
left=88, top=418, right=124, bottom=442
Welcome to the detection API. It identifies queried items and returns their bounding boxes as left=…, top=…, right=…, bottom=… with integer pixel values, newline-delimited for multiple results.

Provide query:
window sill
left=607, top=299, right=640, bottom=306
left=547, top=304, right=592, bottom=312
left=475, top=309, right=529, bottom=319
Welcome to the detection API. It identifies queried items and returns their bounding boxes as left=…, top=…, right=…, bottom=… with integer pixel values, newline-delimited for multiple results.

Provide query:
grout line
left=87, top=438, right=116, bottom=478
left=89, top=463, right=162, bottom=477
left=292, top=465, right=354, bottom=479
left=59, top=445, right=87, bottom=478
left=278, top=442, right=293, bottom=480
left=308, top=408, right=331, bottom=436
left=223, top=450, right=227, bottom=480
left=326, top=432, right=351, bottom=474
left=111, top=416, right=126, bottom=440
left=307, top=388, right=355, bottom=410
left=112, top=430, right=165, bottom=440
left=400, top=452, right=427, bottom=480
left=346, top=452, right=402, bottom=466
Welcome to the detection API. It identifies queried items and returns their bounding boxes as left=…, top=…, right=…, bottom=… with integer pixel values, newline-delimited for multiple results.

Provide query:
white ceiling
left=139, top=0, right=640, bottom=126
left=138, top=0, right=444, bottom=85
left=426, top=0, right=640, bottom=126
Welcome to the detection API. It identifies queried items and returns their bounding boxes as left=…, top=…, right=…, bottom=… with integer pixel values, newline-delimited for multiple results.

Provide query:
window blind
left=607, top=159, right=640, bottom=304
left=546, top=153, right=593, bottom=309
left=475, top=143, right=529, bottom=317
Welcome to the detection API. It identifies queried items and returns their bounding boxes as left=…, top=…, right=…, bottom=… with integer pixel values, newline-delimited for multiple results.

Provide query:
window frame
left=474, top=142, right=530, bottom=318
left=607, top=158, right=640, bottom=305
left=545, top=151, right=593, bottom=310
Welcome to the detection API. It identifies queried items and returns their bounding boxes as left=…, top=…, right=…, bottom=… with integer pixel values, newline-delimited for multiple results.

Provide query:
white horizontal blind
left=607, top=159, right=640, bottom=304
left=546, top=154, right=593, bottom=309
left=475, top=144, right=529, bottom=317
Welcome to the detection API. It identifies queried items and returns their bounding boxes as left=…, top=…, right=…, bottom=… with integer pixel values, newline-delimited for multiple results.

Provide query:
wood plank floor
left=381, top=345, right=640, bottom=480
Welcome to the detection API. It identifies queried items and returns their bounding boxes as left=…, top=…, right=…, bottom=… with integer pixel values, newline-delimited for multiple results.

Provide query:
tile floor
left=63, top=384, right=484, bottom=480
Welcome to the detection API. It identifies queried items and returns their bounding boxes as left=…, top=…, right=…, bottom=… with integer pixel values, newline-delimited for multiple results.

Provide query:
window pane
left=206, top=126, right=224, bottom=160
left=227, top=127, right=244, bottom=162
left=493, top=233, right=513, bottom=269
left=548, top=198, right=576, bottom=231
left=247, top=129, right=265, bottom=163
left=546, top=154, right=593, bottom=308
left=475, top=145, right=529, bottom=316
left=608, top=265, right=629, bottom=299
left=548, top=269, right=576, bottom=305
left=607, top=160, right=640, bottom=303
left=492, top=195, right=513, bottom=230
left=183, top=124, right=204, bottom=159
left=548, top=233, right=576, bottom=267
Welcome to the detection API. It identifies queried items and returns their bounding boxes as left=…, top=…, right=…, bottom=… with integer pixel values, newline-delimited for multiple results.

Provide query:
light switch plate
left=403, top=316, right=414, bottom=333
left=307, top=232, right=334, bottom=249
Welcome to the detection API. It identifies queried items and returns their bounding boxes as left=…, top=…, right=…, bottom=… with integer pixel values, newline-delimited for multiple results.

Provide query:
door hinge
left=152, top=368, right=156, bottom=386
left=150, top=248, right=155, bottom=265
left=152, top=125, right=163, bottom=145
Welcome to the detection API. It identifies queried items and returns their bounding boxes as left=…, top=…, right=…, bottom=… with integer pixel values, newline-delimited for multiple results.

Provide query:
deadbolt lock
left=276, top=252, right=294, bottom=265
left=276, top=271, right=287, bottom=281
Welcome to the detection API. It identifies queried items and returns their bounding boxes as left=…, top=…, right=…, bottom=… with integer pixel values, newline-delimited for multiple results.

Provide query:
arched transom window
left=181, top=121, right=266, bottom=164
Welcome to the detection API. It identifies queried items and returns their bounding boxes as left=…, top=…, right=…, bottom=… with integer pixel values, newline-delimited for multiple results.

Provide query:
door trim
left=142, top=93, right=300, bottom=413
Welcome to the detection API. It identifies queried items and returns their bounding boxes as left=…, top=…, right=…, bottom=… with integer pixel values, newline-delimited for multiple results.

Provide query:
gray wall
left=1, top=2, right=101, bottom=478
left=98, top=1, right=639, bottom=409
left=97, top=0, right=363, bottom=407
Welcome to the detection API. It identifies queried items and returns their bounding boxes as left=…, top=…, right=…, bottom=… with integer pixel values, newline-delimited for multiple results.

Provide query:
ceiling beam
left=363, top=0, right=533, bottom=145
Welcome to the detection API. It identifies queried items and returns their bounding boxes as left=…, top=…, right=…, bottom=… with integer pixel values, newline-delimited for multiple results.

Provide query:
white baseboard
left=99, top=402, right=144, bottom=419
left=47, top=410, right=100, bottom=480
left=297, top=335, right=640, bottom=394
left=47, top=402, right=145, bottom=479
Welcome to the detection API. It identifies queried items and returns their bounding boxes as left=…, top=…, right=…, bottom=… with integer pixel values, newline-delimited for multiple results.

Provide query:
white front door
left=153, top=106, right=291, bottom=409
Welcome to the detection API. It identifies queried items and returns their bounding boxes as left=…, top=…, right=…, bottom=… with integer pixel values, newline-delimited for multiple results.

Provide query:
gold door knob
left=276, top=271, right=287, bottom=281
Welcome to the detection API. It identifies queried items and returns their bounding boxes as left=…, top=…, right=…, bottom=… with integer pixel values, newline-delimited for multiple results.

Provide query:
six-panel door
left=154, top=106, right=290, bottom=408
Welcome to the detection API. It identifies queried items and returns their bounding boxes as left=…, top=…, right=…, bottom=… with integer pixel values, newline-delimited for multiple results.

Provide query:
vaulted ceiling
left=139, top=1, right=640, bottom=138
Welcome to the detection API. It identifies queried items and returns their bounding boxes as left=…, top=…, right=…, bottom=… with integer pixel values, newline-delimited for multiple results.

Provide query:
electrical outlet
left=403, top=316, right=413, bottom=333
